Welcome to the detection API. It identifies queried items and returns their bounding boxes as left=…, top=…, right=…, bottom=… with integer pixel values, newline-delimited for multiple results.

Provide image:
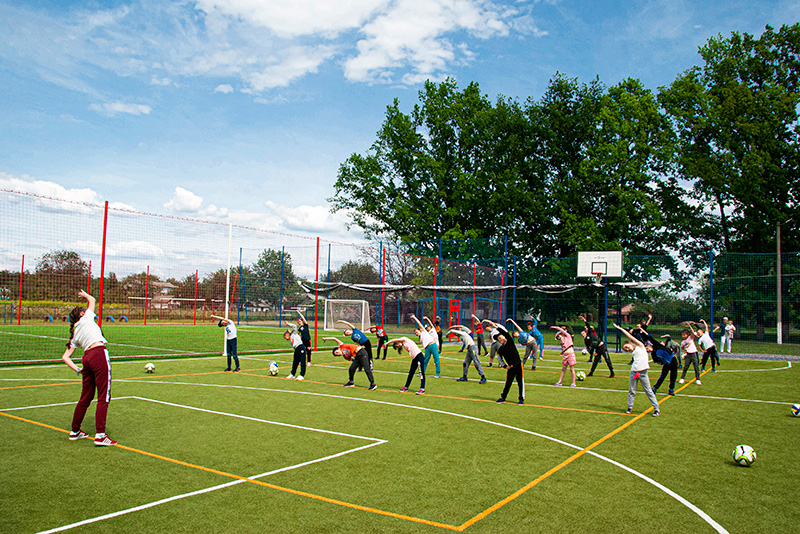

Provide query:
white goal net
left=323, top=299, right=370, bottom=331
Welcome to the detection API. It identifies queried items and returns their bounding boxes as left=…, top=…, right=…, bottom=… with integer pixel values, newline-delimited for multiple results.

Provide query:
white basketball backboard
left=577, top=251, right=624, bottom=278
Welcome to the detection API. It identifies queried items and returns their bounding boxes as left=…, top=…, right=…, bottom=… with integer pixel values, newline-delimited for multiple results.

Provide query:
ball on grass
left=732, top=444, right=756, bottom=466
left=144, top=362, right=155, bottom=374
left=576, top=370, right=586, bottom=381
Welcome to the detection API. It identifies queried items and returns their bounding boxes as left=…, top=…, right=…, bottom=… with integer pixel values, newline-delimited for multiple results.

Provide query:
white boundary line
left=4, top=396, right=385, bottom=534
left=38, top=441, right=383, bottom=534
left=115, top=379, right=728, bottom=533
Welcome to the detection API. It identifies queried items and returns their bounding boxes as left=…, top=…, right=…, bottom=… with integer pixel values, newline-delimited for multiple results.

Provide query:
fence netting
left=1, top=189, right=797, bottom=363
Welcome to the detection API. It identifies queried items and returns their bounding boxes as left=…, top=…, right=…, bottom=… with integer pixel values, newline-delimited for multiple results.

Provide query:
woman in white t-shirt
left=61, top=290, right=116, bottom=446
left=613, top=323, right=660, bottom=417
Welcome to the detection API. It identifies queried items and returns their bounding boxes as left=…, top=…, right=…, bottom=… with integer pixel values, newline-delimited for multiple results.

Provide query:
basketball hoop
left=592, top=272, right=604, bottom=285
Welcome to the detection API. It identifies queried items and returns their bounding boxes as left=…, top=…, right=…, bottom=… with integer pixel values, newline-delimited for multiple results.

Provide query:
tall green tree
left=329, top=78, right=537, bottom=257
left=660, top=23, right=800, bottom=254
left=249, top=249, right=304, bottom=308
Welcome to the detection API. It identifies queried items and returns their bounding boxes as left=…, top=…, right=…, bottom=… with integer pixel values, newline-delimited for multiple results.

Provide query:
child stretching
left=283, top=325, right=307, bottom=380
left=369, top=324, right=390, bottom=360
left=507, top=318, right=539, bottom=371
left=448, top=325, right=487, bottom=383
left=551, top=324, right=577, bottom=387
left=410, top=315, right=441, bottom=377
left=323, top=336, right=377, bottom=390
left=686, top=320, right=717, bottom=372
left=612, top=323, right=660, bottom=416
left=677, top=328, right=702, bottom=385
left=387, top=337, right=426, bottom=394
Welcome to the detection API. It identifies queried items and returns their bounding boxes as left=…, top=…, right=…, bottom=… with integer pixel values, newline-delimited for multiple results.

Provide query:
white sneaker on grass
left=695, top=379, right=702, bottom=385
left=678, top=378, right=685, bottom=384
left=295, top=375, right=304, bottom=381
left=286, top=374, right=294, bottom=380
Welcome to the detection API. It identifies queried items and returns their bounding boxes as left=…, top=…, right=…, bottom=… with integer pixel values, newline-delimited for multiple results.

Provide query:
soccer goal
left=323, top=299, right=370, bottom=331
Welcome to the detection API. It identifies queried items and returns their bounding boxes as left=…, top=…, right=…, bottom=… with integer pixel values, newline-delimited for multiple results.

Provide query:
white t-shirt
left=630, top=345, right=650, bottom=372
left=223, top=321, right=237, bottom=340
left=418, top=328, right=435, bottom=348
left=289, top=331, right=303, bottom=349
left=698, top=331, right=715, bottom=351
left=70, top=310, right=107, bottom=349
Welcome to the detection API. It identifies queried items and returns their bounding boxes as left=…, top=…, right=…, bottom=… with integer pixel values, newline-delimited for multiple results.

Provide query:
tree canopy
left=330, top=24, right=800, bottom=265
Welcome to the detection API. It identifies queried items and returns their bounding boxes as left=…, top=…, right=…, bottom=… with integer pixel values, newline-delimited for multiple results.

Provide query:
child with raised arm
left=295, top=310, right=312, bottom=363
left=612, top=322, right=661, bottom=416
left=483, top=320, right=524, bottom=405
left=688, top=319, right=717, bottom=372
left=387, top=336, right=426, bottom=394
left=369, top=324, right=390, bottom=360
left=482, top=318, right=506, bottom=368
left=62, top=290, right=117, bottom=446
left=507, top=318, right=539, bottom=371
left=336, top=320, right=373, bottom=363
left=410, top=314, right=441, bottom=377
left=472, top=316, right=488, bottom=356
left=323, top=336, right=377, bottom=390
left=282, top=324, right=307, bottom=380
left=677, top=327, right=702, bottom=385
left=551, top=324, right=577, bottom=387
left=528, top=315, right=545, bottom=361
left=449, top=325, right=487, bottom=383
left=636, top=326, right=678, bottom=396
left=211, top=314, right=239, bottom=372
left=579, top=314, right=615, bottom=378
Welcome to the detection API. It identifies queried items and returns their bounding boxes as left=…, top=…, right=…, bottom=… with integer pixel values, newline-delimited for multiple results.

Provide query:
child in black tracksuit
left=485, top=322, right=524, bottom=405
left=637, top=327, right=678, bottom=396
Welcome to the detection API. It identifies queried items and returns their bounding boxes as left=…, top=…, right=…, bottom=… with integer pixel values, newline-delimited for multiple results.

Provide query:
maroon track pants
left=71, top=345, right=111, bottom=434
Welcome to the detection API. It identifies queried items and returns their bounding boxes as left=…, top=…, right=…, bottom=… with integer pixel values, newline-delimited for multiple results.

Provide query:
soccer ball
left=791, top=404, right=800, bottom=417
left=732, top=444, right=756, bottom=466
left=581, top=348, right=588, bottom=355
left=144, top=362, right=155, bottom=374
left=576, top=371, right=586, bottom=381
left=269, top=361, right=279, bottom=376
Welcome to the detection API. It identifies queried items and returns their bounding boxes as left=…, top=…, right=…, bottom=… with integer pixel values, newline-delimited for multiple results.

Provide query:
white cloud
left=89, top=101, right=152, bottom=116
left=344, top=0, right=511, bottom=83
left=247, top=46, right=336, bottom=90
left=194, top=0, right=389, bottom=38
left=214, top=83, right=234, bottom=93
left=163, top=187, right=204, bottom=212
left=1, top=0, right=533, bottom=98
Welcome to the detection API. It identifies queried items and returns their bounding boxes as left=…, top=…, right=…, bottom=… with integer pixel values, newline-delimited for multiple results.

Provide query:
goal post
left=323, top=299, right=370, bottom=331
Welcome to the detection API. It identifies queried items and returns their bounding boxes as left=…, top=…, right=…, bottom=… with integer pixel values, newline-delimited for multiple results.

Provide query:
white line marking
left=128, top=396, right=384, bottom=442
left=37, top=441, right=384, bottom=534
left=125, top=379, right=728, bottom=533
left=715, top=363, right=792, bottom=373
left=1, top=397, right=135, bottom=412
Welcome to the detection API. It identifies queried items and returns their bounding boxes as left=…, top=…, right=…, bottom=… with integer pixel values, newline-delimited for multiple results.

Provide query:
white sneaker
left=295, top=375, right=304, bottom=381
left=678, top=378, right=685, bottom=384
left=695, top=379, right=702, bottom=385
left=286, top=374, right=294, bottom=380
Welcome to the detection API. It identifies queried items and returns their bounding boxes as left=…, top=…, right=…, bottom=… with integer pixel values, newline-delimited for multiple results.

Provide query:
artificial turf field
left=1, top=326, right=799, bottom=533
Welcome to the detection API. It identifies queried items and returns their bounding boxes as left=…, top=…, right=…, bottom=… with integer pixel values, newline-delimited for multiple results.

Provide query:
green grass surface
left=2, top=340, right=799, bottom=533
left=1, top=323, right=796, bottom=364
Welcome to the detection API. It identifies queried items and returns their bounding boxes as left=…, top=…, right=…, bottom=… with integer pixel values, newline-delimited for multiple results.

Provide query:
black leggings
left=653, top=358, right=678, bottom=392
left=501, top=364, right=525, bottom=402
left=348, top=349, right=375, bottom=385
left=404, top=354, right=426, bottom=389
left=588, top=344, right=614, bottom=375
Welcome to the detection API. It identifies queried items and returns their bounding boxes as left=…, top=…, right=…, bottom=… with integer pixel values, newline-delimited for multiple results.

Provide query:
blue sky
left=1, top=0, right=798, bottom=241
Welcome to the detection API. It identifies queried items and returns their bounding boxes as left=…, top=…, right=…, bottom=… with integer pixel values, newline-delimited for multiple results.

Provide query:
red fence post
left=193, top=270, right=198, bottom=325
left=87, top=260, right=92, bottom=293
left=472, top=264, right=476, bottom=331
left=314, top=237, right=320, bottom=350
left=97, top=201, right=108, bottom=326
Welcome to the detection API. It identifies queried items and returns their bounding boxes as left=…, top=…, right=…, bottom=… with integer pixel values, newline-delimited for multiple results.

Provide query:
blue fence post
left=709, top=250, right=714, bottom=332
left=512, top=255, right=517, bottom=321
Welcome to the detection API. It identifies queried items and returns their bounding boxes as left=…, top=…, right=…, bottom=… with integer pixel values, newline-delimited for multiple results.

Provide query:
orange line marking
left=457, top=368, right=699, bottom=530
left=0, top=410, right=460, bottom=531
